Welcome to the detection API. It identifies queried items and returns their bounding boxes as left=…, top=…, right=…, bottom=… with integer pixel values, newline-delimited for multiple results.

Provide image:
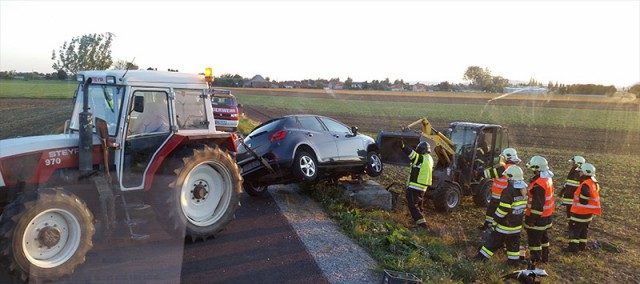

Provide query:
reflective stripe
left=573, top=203, right=600, bottom=209
left=480, top=246, right=493, bottom=258
left=408, top=183, right=428, bottom=191
left=500, top=202, right=512, bottom=208
left=416, top=218, right=426, bottom=225
left=529, top=246, right=542, bottom=251
left=529, top=209, right=543, bottom=215
left=524, top=223, right=552, bottom=230
left=485, top=216, right=494, bottom=222
left=507, top=251, right=520, bottom=260
left=570, top=216, right=593, bottom=222
left=496, top=224, right=522, bottom=234
left=495, top=209, right=507, bottom=218
left=541, top=242, right=549, bottom=248
left=566, top=179, right=580, bottom=185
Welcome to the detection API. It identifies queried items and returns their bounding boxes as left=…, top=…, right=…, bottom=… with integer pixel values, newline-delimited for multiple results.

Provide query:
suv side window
left=174, top=89, right=208, bottom=129
left=319, top=117, right=350, bottom=133
left=298, top=116, right=325, bottom=132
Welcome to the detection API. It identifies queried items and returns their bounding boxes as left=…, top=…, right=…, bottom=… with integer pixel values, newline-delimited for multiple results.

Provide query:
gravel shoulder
left=269, top=184, right=381, bottom=284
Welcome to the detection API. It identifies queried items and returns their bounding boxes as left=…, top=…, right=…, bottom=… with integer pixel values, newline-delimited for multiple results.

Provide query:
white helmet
left=527, top=156, right=549, bottom=172
left=503, top=165, right=524, bottom=181
left=500, top=148, right=521, bottom=163
left=569, top=156, right=586, bottom=166
left=578, top=163, right=596, bottom=176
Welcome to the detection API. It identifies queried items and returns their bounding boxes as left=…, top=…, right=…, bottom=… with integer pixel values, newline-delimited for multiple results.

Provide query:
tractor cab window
left=128, top=91, right=170, bottom=136
left=174, top=89, right=208, bottom=130
left=70, top=84, right=123, bottom=136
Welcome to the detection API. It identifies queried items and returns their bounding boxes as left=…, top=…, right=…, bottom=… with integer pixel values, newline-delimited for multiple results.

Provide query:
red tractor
left=0, top=68, right=242, bottom=281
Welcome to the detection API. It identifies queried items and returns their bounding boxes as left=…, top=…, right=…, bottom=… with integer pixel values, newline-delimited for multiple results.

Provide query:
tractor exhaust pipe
left=79, top=77, right=93, bottom=174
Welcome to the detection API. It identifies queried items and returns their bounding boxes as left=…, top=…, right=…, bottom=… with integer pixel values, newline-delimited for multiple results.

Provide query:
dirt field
left=1, top=93, right=639, bottom=282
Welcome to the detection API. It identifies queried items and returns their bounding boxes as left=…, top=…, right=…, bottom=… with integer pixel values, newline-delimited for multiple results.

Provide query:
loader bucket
left=376, top=130, right=429, bottom=167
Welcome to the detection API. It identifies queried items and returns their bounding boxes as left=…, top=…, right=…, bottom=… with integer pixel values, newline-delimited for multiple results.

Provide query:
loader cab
left=447, top=122, right=509, bottom=185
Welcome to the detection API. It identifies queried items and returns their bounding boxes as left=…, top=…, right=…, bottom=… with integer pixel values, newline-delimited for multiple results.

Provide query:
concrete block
left=342, top=180, right=392, bottom=211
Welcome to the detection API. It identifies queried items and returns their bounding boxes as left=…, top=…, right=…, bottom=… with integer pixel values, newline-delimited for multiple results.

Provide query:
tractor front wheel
left=153, top=144, right=242, bottom=241
left=0, top=188, right=94, bottom=282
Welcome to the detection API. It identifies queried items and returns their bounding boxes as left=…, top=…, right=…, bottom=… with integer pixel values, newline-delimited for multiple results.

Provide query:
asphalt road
left=0, top=192, right=329, bottom=284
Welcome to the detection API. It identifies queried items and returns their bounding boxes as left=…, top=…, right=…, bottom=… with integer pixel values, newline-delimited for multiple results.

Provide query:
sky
left=1, top=0, right=639, bottom=87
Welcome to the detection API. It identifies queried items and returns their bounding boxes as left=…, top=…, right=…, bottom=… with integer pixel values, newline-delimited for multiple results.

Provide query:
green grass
left=235, top=93, right=640, bottom=133
left=0, top=80, right=77, bottom=99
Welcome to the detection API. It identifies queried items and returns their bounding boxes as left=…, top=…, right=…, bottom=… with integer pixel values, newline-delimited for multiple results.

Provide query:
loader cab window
left=70, top=84, right=123, bottom=136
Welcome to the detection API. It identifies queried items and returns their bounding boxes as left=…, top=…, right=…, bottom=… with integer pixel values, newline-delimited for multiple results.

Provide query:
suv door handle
left=306, top=132, right=313, bottom=137
left=333, top=134, right=340, bottom=138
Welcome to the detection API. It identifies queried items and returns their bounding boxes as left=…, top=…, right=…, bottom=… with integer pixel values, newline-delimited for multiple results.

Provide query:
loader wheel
left=153, top=144, right=242, bottom=241
left=0, top=188, right=94, bottom=282
left=433, top=183, right=462, bottom=212
left=365, top=151, right=383, bottom=177
left=244, top=182, right=268, bottom=197
left=473, top=180, right=493, bottom=207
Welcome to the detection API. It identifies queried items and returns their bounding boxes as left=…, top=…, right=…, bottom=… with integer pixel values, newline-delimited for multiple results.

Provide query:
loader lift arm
left=406, top=118, right=456, bottom=165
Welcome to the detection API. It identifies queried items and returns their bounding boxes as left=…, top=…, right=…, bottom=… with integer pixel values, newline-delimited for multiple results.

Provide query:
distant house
left=413, top=83, right=427, bottom=92
left=243, top=75, right=271, bottom=88
left=327, top=80, right=343, bottom=90
left=391, top=83, right=405, bottom=92
left=351, top=82, right=365, bottom=89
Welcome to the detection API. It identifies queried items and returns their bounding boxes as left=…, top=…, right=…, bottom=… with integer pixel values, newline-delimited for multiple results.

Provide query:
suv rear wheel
left=292, top=150, right=318, bottom=182
left=365, top=151, right=383, bottom=177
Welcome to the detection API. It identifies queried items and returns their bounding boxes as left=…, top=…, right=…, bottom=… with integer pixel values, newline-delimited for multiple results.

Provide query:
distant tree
left=56, top=70, right=68, bottom=80
left=629, top=84, right=640, bottom=96
left=463, top=66, right=491, bottom=87
left=112, top=59, right=138, bottom=70
left=344, top=77, right=353, bottom=89
left=0, top=70, right=16, bottom=79
left=491, top=76, right=510, bottom=93
left=51, top=32, right=115, bottom=76
left=435, top=81, right=452, bottom=92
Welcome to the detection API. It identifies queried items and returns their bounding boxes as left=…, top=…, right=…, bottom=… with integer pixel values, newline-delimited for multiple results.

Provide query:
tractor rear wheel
left=152, top=144, right=242, bottom=241
left=432, top=183, right=462, bottom=212
left=0, top=188, right=94, bottom=282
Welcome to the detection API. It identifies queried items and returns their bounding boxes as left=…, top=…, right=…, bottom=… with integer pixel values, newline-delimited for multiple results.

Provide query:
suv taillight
left=269, top=130, right=287, bottom=141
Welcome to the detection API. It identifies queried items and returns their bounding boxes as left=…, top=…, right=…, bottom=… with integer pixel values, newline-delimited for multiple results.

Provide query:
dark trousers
left=568, top=220, right=590, bottom=251
left=479, top=230, right=521, bottom=264
left=484, top=198, right=499, bottom=225
left=526, top=228, right=550, bottom=263
left=564, top=204, right=572, bottom=218
left=406, top=187, right=426, bottom=226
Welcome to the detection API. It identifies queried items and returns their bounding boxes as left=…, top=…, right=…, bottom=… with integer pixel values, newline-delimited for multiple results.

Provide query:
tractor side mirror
left=237, top=103, right=244, bottom=108
left=133, top=96, right=145, bottom=113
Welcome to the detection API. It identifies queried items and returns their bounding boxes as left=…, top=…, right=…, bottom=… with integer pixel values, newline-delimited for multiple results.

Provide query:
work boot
left=563, top=244, right=579, bottom=254
left=578, top=242, right=587, bottom=251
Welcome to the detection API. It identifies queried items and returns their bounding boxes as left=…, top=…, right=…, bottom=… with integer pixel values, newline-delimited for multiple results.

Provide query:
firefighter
left=560, top=156, right=586, bottom=218
left=524, top=156, right=555, bottom=264
left=401, top=140, right=433, bottom=229
left=477, top=165, right=528, bottom=266
left=480, top=147, right=522, bottom=230
left=565, top=163, right=601, bottom=253
left=474, top=129, right=492, bottom=173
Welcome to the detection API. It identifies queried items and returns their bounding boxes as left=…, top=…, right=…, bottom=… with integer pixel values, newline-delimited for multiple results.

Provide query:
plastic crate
left=382, top=269, right=422, bottom=284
